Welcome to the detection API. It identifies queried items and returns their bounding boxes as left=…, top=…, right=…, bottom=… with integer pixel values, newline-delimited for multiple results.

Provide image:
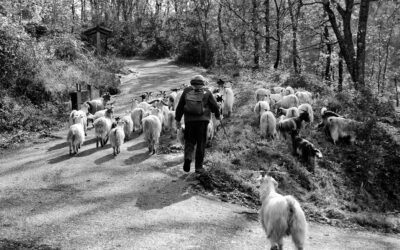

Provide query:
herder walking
left=175, top=75, right=221, bottom=173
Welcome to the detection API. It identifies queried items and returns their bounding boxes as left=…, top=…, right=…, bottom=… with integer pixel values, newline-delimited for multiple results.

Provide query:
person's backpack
left=184, top=86, right=206, bottom=115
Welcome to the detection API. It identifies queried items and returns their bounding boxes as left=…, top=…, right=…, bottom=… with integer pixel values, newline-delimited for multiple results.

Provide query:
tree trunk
left=81, top=0, right=86, bottom=23
left=395, top=77, right=399, bottom=107
left=382, top=25, right=394, bottom=93
left=338, top=52, right=343, bottom=92
left=288, top=0, right=301, bottom=74
left=71, top=0, right=75, bottom=33
left=324, top=26, right=332, bottom=81
left=264, top=0, right=270, bottom=59
left=273, top=0, right=281, bottom=69
left=355, top=0, right=371, bottom=88
left=218, top=3, right=227, bottom=51
left=240, top=1, right=246, bottom=50
left=252, top=0, right=260, bottom=69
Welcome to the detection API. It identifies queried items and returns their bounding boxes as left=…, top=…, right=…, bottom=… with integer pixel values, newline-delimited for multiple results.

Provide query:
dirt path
left=0, top=59, right=399, bottom=250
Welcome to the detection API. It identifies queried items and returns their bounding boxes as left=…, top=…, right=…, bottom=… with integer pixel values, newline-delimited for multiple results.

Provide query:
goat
left=110, top=119, right=126, bottom=156
left=269, top=93, right=283, bottom=107
left=292, top=135, right=323, bottom=172
left=317, top=107, right=340, bottom=128
left=86, top=92, right=111, bottom=115
left=121, top=114, right=134, bottom=140
left=131, top=108, right=145, bottom=133
left=221, top=87, right=234, bottom=117
left=255, top=88, right=271, bottom=102
left=93, top=108, right=113, bottom=148
left=142, top=114, right=162, bottom=155
left=277, top=107, right=299, bottom=119
left=254, top=100, right=270, bottom=123
left=272, top=86, right=285, bottom=94
left=325, top=117, right=361, bottom=145
left=69, top=103, right=88, bottom=136
left=174, top=90, right=184, bottom=111
left=284, top=86, right=295, bottom=96
left=277, top=111, right=310, bottom=141
left=67, top=114, right=85, bottom=155
left=295, top=91, right=312, bottom=104
left=298, top=103, right=314, bottom=123
left=259, top=175, right=307, bottom=250
left=273, top=94, right=299, bottom=113
left=168, top=90, right=178, bottom=111
left=260, top=111, right=277, bottom=139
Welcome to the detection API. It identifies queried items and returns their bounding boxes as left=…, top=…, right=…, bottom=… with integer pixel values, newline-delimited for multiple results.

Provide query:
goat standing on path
left=259, top=175, right=307, bottom=250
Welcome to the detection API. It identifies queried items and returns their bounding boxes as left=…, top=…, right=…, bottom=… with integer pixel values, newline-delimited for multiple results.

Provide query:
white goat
left=325, top=117, right=361, bottom=145
left=221, top=87, right=234, bottom=117
left=121, top=114, right=134, bottom=140
left=295, top=91, right=312, bottom=104
left=260, top=111, right=277, bottom=139
left=110, top=119, right=126, bottom=156
left=69, top=105, right=88, bottom=136
left=277, top=107, right=299, bottom=119
left=298, top=103, right=314, bottom=123
left=273, top=94, right=299, bottom=112
left=259, top=175, right=307, bottom=250
left=174, top=90, right=184, bottom=111
left=273, top=86, right=285, bottom=94
left=67, top=114, right=85, bottom=155
left=131, top=108, right=145, bottom=133
left=255, top=88, right=271, bottom=102
left=93, top=108, right=113, bottom=148
left=284, top=86, right=295, bottom=96
left=142, top=114, right=162, bottom=155
left=164, top=110, right=176, bottom=133
left=168, top=91, right=178, bottom=111
left=269, top=93, right=283, bottom=107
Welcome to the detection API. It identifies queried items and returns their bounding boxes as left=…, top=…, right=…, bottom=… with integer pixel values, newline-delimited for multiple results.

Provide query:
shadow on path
left=124, top=151, right=151, bottom=165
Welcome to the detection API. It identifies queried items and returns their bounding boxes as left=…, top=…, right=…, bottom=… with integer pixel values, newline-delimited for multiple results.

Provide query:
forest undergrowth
left=193, top=67, right=400, bottom=233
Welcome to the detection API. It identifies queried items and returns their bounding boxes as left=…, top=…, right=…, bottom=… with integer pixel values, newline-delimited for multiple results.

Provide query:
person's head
left=190, top=75, right=206, bottom=86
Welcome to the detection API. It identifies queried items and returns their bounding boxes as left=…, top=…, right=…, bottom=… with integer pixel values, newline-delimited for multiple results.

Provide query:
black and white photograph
left=0, top=0, right=399, bottom=249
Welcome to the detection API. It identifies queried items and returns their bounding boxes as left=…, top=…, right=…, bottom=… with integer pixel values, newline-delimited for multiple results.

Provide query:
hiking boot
left=183, top=159, right=191, bottom=172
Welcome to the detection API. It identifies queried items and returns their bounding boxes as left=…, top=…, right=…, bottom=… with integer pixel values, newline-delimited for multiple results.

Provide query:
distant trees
left=1, top=0, right=399, bottom=96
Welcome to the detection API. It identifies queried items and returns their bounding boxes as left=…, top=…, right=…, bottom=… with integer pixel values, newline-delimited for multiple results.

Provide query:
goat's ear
left=272, top=177, right=278, bottom=188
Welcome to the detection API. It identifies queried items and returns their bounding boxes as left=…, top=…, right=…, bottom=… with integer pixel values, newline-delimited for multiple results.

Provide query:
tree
left=322, top=0, right=372, bottom=89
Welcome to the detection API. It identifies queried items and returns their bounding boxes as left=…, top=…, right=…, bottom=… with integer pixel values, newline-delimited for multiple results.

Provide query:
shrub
left=54, top=39, right=78, bottom=61
left=142, top=36, right=173, bottom=59
left=176, top=37, right=214, bottom=68
left=13, top=78, right=52, bottom=106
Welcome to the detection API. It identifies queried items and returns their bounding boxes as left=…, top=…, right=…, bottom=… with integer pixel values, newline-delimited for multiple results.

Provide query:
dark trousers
left=184, top=121, right=209, bottom=169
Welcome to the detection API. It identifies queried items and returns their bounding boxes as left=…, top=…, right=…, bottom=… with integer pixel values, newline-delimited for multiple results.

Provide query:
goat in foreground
left=259, top=175, right=307, bottom=250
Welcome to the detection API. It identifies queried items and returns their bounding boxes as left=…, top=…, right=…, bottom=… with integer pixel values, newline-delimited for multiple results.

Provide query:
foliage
left=176, top=37, right=214, bottom=68
left=141, top=36, right=174, bottom=59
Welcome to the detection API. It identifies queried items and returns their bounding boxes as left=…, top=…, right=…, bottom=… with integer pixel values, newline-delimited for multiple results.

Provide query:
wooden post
left=395, top=77, right=399, bottom=107
left=96, top=29, right=101, bottom=54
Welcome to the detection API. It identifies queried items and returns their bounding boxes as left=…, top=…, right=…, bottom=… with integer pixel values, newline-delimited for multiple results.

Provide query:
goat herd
left=66, top=82, right=234, bottom=157
left=254, top=85, right=362, bottom=172
left=67, top=80, right=360, bottom=168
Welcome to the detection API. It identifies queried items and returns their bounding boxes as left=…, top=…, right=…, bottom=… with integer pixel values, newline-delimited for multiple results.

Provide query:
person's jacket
left=175, top=85, right=221, bottom=123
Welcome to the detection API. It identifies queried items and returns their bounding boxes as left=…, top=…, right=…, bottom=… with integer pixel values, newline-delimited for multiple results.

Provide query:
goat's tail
left=285, top=195, right=307, bottom=249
